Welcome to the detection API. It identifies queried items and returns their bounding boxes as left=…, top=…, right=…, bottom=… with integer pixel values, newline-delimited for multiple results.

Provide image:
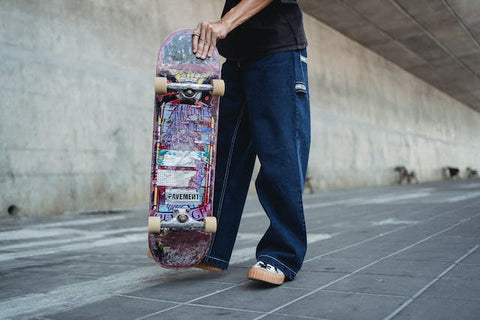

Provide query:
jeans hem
left=202, top=255, right=229, bottom=270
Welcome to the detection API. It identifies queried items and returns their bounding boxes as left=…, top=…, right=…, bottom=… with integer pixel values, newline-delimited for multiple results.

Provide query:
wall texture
left=0, top=1, right=479, bottom=217
left=303, top=14, right=480, bottom=190
left=0, top=0, right=223, bottom=217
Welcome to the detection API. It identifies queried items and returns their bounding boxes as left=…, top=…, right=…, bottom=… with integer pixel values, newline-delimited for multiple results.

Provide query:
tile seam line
left=383, top=243, right=480, bottom=320
left=305, top=199, right=480, bottom=263
left=298, top=288, right=410, bottom=299
left=5, top=198, right=477, bottom=318
left=251, top=211, right=480, bottom=320
left=129, top=199, right=480, bottom=319
left=120, top=293, right=325, bottom=319
left=134, top=281, right=250, bottom=320
left=185, top=302, right=331, bottom=320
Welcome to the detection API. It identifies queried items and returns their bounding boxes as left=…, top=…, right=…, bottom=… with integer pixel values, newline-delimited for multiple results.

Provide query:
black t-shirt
left=217, top=0, right=307, bottom=62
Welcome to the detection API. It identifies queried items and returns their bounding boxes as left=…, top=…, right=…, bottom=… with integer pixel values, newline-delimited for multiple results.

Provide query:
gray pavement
left=1, top=180, right=479, bottom=320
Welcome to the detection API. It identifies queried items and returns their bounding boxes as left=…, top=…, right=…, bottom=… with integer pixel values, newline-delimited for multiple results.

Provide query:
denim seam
left=204, top=255, right=229, bottom=264
left=258, top=255, right=297, bottom=275
left=206, top=106, right=245, bottom=258
left=292, top=50, right=308, bottom=251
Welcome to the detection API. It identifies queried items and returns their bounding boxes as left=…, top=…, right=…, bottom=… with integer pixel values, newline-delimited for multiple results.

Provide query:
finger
left=192, top=23, right=201, bottom=54
left=202, top=26, right=212, bottom=59
left=207, top=35, right=216, bottom=58
left=196, top=22, right=207, bottom=58
left=192, top=34, right=199, bottom=54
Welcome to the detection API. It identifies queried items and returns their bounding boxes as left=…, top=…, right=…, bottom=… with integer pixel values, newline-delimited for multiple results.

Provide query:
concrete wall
left=303, top=14, right=480, bottom=190
left=0, top=1, right=479, bottom=217
left=0, top=0, right=224, bottom=217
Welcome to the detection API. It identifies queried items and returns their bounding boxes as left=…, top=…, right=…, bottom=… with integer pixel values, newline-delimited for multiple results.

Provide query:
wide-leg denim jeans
left=203, top=49, right=311, bottom=280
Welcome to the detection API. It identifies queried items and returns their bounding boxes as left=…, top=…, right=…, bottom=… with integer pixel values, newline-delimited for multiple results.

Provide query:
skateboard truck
left=148, top=207, right=217, bottom=234
left=154, top=77, right=225, bottom=98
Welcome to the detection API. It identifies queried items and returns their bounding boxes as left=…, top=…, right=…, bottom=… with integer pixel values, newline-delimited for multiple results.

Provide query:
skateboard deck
left=147, top=29, right=223, bottom=268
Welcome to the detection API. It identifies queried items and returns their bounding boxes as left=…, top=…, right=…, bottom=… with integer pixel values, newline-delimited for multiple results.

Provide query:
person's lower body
left=201, top=49, right=311, bottom=284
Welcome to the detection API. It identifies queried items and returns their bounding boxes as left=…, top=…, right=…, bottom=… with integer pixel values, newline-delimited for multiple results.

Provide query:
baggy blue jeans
left=203, top=48, right=311, bottom=280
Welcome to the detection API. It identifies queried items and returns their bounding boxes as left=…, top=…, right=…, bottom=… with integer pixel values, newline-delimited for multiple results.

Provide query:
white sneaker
left=247, top=261, right=285, bottom=285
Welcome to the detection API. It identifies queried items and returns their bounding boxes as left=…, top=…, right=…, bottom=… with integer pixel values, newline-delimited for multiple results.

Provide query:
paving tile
left=389, top=239, right=477, bottom=263
left=420, top=278, right=480, bottom=301
left=394, top=297, right=480, bottom=320
left=0, top=270, right=96, bottom=300
left=444, top=263, right=480, bottom=280
left=194, top=282, right=311, bottom=313
left=283, top=271, right=346, bottom=290
left=358, top=259, right=451, bottom=277
left=46, top=295, right=175, bottom=320
left=277, top=290, right=405, bottom=320
left=442, top=217, right=480, bottom=238
left=127, top=271, right=238, bottom=303
left=302, top=258, right=372, bottom=274
left=324, top=239, right=413, bottom=260
left=378, top=228, right=441, bottom=243
left=461, top=248, right=480, bottom=265
left=2, top=180, right=480, bottom=320
left=326, top=273, right=431, bottom=297
left=193, top=266, right=251, bottom=284
left=263, top=313, right=329, bottom=320
left=145, top=304, right=260, bottom=320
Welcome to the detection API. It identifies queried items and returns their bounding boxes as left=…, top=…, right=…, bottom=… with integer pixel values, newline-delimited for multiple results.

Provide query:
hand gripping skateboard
left=147, top=29, right=224, bottom=268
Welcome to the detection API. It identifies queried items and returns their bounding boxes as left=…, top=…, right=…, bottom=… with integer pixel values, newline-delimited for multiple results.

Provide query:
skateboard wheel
left=203, top=217, right=217, bottom=233
left=148, top=217, right=161, bottom=233
left=211, top=79, right=225, bottom=97
left=154, top=77, right=168, bottom=94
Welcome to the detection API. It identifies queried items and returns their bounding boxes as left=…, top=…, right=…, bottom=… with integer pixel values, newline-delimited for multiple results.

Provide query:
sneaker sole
left=195, top=262, right=223, bottom=272
left=247, top=267, right=285, bottom=285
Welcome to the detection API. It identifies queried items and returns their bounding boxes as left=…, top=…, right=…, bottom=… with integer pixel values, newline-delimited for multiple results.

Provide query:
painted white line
left=135, top=281, right=250, bottom=320
left=350, top=192, right=431, bottom=204
left=447, top=191, right=480, bottom=203
left=231, top=233, right=333, bottom=264
left=0, top=216, right=129, bottom=240
left=305, top=200, right=479, bottom=263
left=0, top=230, right=331, bottom=263
left=372, top=218, right=417, bottom=226
left=1, top=227, right=145, bottom=251
left=3, top=201, right=478, bottom=319
left=0, top=266, right=167, bottom=319
left=242, top=197, right=385, bottom=218
left=0, top=231, right=332, bottom=319
left=242, top=211, right=264, bottom=218
left=384, top=244, right=479, bottom=320
left=455, top=183, right=480, bottom=190
left=0, top=228, right=87, bottom=241
left=37, top=215, right=129, bottom=228
left=0, top=233, right=146, bottom=262
left=253, top=213, right=480, bottom=320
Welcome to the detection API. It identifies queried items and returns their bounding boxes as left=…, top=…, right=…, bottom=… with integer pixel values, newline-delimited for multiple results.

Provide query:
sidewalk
left=1, top=180, right=479, bottom=319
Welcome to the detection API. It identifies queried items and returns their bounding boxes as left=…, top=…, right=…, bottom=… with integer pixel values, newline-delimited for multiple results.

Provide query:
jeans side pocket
left=293, top=49, right=309, bottom=96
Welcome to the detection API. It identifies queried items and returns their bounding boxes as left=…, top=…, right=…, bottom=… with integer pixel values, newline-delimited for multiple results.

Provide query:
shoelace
left=258, top=261, right=279, bottom=273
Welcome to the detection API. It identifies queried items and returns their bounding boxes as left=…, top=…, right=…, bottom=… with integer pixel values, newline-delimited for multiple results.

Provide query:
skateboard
left=147, top=29, right=224, bottom=268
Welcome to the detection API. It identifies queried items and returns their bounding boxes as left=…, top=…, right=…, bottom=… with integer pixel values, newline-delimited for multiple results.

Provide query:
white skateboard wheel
left=211, top=79, right=225, bottom=97
left=148, top=216, right=161, bottom=233
left=204, top=217, right=217, bottom=233
left=154, top=77, right=168, bottom=94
